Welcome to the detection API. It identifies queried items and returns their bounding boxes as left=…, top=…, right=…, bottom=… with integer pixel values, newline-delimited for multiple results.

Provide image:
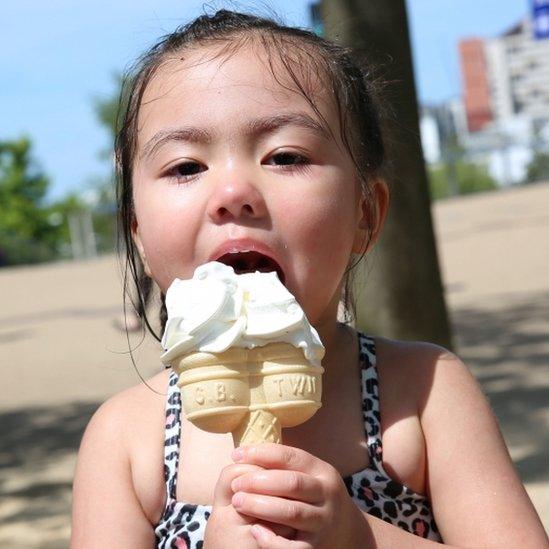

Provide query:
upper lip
left=208, top=238, right=286, bottom=283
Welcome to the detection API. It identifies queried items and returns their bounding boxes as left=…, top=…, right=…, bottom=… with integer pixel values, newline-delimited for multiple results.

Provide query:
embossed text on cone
left=174, top=347, right=250, bottom=433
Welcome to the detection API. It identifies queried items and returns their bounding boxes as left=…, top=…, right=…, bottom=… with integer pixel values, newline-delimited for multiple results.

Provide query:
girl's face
left=132, top=44, right=372, bottom=328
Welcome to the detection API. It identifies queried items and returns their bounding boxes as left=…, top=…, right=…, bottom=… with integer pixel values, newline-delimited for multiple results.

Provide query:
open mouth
left=216, top=251, right=286, bottom=285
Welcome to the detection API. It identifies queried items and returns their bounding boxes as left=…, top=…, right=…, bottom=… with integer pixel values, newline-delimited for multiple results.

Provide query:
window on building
left=512, top=96, right=524, bottom=113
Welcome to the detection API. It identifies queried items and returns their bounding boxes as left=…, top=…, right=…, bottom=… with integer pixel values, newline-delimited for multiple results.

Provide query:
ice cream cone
left=172, top=347, right=250, bottom=434
left=248, top=343, right=323, bottom=430
left=171, top=342, right=324, bottom=446
left=232, top=409, right=282, bottom=446
left=162, top=263, right=326, bottom=446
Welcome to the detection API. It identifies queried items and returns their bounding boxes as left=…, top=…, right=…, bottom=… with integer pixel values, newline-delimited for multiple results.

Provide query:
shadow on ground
left=0, top=402, right=100, bottom=546
left=451, top=290, right=549, bottom=484
left=0, top=402, right=98, bottom=474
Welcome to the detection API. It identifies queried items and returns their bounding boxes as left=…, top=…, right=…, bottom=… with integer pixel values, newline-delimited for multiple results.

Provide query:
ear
left=131, top=216, right=152, bottom=277
left=352, top=179, right=390, bottom=255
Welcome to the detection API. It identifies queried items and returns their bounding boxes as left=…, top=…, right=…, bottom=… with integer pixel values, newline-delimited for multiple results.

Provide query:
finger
left=232, top=443, right=327, bottom=476
left=251, top=523, right=310, bottom=549
left=214, top=463, right=265, bottom=506
left=231, top=469, right=324, bottom=504
left=232, top=492, right=321, bottom=532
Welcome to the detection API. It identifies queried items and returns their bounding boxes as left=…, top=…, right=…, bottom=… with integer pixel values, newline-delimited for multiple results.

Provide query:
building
left=460, top=17, right=549, bottom=132
left=459, top=39, right=494, bottom=132
left=420, top=101, right=467, bottom=165
left=454, top=14, right=549, bottom=184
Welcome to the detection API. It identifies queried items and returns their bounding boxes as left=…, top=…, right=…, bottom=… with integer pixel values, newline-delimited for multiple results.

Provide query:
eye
left=264, top=151, right=311, bottom=177
left=267, top=151, right=308, bottom=167
left=165, top=161, right=207, bottom=181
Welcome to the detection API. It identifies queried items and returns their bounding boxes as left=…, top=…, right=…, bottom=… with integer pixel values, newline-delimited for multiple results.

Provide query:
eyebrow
left=139, top=112, right=331, bottom=161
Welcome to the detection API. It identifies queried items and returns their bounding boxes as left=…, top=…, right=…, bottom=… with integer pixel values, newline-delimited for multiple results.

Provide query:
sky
left=1, top=0, right=527, bottom=201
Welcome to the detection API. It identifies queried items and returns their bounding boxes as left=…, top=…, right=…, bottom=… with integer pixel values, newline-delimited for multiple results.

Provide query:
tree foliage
left=0, top=74, right=123, bottom=267
left=525, top=150, right=549, bottom=183
left=0, top=137, right=84, bottom=266
left=0, top=138, right=47, bottom=220
left=87, top=73, right=122, bottom=251
left=93, top=73, right=123, bottom=160
left=429, top=161, right=497, bottom=200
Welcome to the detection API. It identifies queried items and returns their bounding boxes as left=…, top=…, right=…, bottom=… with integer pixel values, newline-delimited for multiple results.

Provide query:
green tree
left=321, top=0, right=452, bottom=348
left=429, top=161, right=497, bottom=200
left=94, top=73, right=123, bottom=158
left=0, top=136, right=89, bottom=266
left=0, top=137, right=57, bottom=265
left=525, top=151, right=549, bottom=183
left=86, top=73, right=123, bottom=253
left=0, top=77, right=122, bottom=267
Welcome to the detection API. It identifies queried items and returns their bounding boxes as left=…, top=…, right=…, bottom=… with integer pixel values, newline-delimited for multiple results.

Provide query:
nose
left=206, top=175, right=268, bottom=223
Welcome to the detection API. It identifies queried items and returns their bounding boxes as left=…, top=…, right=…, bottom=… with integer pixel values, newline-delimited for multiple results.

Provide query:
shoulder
left=82, top=369, right=170, bottom=448
left=372, top=335, right=495, bottom=455
left=372, top=336, right=488, bottom=424
left=72, top=369, right=171, bottom=540
left=371, top=334, right=452, bottom=371
left=371, top=336, right=458, bottom=411
left=372, top=336, right=547, bottom=546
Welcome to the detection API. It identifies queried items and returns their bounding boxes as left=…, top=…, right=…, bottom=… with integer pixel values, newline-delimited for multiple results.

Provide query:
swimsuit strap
left=357, top=332, right=385, bottom=471
left=163, top=371, right=182, bottom=501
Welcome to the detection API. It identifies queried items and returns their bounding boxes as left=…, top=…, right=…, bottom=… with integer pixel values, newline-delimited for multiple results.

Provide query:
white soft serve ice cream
left=161, top=261, right=325, bottom=367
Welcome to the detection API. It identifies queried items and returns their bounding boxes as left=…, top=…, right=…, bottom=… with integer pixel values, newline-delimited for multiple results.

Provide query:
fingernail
left=232, top=447, right=244, bottom=462
left=232, top=492, right=244, bottom=507
left=251, top=524, right=268, bottom=539
left=231, top=477, right=242, bottom=492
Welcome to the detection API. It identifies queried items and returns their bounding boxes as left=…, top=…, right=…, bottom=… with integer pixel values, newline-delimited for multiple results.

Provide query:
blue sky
left=1, top=0, right=527, bottom=200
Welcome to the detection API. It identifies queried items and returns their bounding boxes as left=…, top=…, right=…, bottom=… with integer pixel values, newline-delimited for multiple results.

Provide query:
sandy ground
left=1, top=182, right=548, bottom=546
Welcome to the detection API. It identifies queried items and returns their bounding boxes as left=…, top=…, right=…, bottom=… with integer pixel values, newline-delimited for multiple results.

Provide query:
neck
left=314, top=316, right=357, bottom=401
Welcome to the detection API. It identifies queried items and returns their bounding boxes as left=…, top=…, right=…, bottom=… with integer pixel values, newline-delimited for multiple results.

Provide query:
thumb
left=214, top=463, right=264, bottom=506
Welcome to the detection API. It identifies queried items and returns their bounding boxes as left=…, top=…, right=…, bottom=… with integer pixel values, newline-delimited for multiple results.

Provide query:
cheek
left=280, top=184, right=358, bottom=319
left=288, top=185, right=357, bottom=258
left=133, top=187, right=200, bottom=291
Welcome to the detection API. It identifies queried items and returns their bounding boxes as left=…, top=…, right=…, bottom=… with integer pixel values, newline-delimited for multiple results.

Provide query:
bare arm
left=415, top=346, right=547, bottom=547
left=71, top=395, right=156, bottom=548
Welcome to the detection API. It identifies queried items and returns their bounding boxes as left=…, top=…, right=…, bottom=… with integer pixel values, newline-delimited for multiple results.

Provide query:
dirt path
left=1, top=183, right=548, bottom=546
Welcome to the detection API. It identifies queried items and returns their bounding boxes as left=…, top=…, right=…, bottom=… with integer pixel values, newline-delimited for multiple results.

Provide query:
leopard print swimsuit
left=155, top=333, right=442, bottom=547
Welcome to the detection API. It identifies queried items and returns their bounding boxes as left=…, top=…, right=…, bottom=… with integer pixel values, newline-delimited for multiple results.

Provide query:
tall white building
left=485, top=18, right=549, bottom=125
left=454, top=15, right=549, bottom=184
left=421, top=11, right=549, bottom=185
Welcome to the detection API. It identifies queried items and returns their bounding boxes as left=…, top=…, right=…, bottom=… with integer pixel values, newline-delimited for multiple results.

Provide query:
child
left=71, top=10, right=547, bottom=548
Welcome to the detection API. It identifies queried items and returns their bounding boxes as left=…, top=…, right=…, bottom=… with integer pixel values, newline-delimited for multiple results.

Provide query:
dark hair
left=115, top=9, right=385, bottom=342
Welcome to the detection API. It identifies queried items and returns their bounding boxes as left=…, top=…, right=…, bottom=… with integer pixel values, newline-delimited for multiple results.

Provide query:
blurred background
left=1, top=0, right=548, bottom=546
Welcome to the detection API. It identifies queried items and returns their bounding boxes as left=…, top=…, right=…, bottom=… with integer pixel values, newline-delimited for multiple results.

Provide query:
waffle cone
left=232, top=409, right=282, bottom=446
left=170, top=343, right=324, bottom=445
left=172, top=347, right=250, bottom=434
